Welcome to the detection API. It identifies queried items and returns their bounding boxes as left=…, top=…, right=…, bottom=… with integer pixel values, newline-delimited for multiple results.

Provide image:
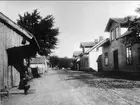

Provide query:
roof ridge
left=0, top=12, right=33, bottom=39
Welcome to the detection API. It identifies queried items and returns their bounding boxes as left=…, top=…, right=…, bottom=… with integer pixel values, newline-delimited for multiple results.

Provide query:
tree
left=122, top=8, right=140, bottom=46
left=49, top=56, right=72, bottom=69
left=17, top=9, right=59, bottom=56
left=49, top=56, right=59, bottom=68
left=57, top=57, right=72, bottom=69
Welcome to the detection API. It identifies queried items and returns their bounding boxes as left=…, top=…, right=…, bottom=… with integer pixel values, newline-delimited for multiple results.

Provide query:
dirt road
left=2, top=69, right=140, bottom=105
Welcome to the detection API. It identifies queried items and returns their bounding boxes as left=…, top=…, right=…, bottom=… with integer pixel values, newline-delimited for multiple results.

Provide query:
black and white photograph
left=1, top=1, right=140, bottom=105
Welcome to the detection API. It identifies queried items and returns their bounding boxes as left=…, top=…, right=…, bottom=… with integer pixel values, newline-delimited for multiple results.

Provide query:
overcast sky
left=0, top=1, right=140, bottom=58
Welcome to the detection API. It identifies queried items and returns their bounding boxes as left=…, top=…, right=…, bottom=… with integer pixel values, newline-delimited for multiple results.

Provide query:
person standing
left=23, top=71, right=30, bottom=95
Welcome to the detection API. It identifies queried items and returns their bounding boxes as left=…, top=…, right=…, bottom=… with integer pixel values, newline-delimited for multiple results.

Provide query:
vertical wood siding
left=0, top=22, right=29, bottom=90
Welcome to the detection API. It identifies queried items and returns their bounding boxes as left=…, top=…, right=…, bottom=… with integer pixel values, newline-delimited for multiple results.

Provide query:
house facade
left=100, top=17, right=140, bottom=73
left=0, top=12, right=39, bottom=90
left=30, top=55, right=48, bottom=75
left=72, top=51, right=82, bottom=70
left=78, top=54, right=89, bottom=70
left=78, top=41, right=96, bottom=70
left=79, top=37, right=105, bottom=71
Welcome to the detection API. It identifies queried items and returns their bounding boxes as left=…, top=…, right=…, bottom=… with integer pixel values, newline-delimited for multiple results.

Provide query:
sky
left=0, top=1, right=140, bottom=58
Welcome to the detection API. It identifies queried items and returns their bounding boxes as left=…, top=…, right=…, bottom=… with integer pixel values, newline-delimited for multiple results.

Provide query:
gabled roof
left=0, top=12, right=33, bottom=39
left=105, top=18, right=125, bottom=32
left=111, top=18, right=125, bottom=23
left=80, top=42, right=96, bottom=48
left=73, top=51, right=82, bottom=57
left=0, top=12, right=40, bottom=50
left=85, top=38, right=109, bottom=54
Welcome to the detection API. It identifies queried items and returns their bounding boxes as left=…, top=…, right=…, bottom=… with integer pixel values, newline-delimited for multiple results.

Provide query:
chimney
left=94, top=39, right=98, bottom=44
left=99, top=36, right=104, bottom=42
left=82, top=47, right=85, bottom=53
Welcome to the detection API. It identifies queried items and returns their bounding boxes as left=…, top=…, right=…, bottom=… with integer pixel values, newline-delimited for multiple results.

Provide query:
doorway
left=113, top=50, right=119, bottom=70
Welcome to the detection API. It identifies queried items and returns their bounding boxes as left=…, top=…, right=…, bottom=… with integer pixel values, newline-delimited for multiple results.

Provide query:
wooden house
left=0, top=12, right=39, bottom=90
left=78, top=37, right=106, bottom=71
left=99, top=17, right=140, bottom=73
left=78, top=42, right=96, bottom=70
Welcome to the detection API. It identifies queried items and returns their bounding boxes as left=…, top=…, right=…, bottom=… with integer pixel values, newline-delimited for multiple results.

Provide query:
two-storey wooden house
left=99, top=17, right=140, bottom=73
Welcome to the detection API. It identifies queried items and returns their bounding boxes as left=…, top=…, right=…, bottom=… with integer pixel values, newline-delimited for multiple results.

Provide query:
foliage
left=57, top=57, right=72, bottom=69
left=49, top=56, right=72, bottom=69
left=124, top=16, right=140, bottom=35
left=122, top=15, right=140, bottom=45
left=17, top=9, right=59, bottom=56
left=49, top=56, right=59, bottom=68
left=121, top=6, right=140, bottom=46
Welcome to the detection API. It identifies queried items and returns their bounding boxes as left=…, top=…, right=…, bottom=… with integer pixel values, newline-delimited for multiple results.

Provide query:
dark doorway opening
left=113, top=50, right=119, bottom=70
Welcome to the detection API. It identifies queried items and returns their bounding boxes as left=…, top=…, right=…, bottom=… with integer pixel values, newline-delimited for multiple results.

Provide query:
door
left=113, top=50, right=119, bottom=70
left=97, top=55, right=103, bottom=72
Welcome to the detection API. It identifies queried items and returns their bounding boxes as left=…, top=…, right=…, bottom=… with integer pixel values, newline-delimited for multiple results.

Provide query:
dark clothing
left=18, top=79, right=26, bottom=89
left=18, top=66, right=30, bottom=94
left=24, top=85, right=30, bottom=95
left=18, top=78, right=30, bottom=94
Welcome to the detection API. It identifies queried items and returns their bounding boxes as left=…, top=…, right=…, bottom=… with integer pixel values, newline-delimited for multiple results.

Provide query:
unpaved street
left=2, top=69, right=140, bottom=105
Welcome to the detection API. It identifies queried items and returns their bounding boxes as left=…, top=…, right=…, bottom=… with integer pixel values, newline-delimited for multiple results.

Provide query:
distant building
left=78, top=36, right=105, bottom=71
left=72, top=51, right=82, bottom=70
left=99, top=36, right=104, bottom=42
left=80, top=42, right=95, bottom=53
left=73, top=51, right=82, bottom=58
left=30, top=56, right=48, bottom=75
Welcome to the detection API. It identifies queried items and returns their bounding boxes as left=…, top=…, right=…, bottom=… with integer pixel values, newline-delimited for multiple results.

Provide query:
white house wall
left=30, top=63, right=47, bottom=74
left=89, top=47, right=102, bottom=71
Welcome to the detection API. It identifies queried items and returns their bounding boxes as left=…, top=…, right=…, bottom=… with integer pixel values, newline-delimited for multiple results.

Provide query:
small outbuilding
left=30, top=56, right=48, bottom=77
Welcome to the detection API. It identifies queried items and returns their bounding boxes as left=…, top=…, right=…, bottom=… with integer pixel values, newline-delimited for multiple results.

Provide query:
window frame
left=126, top=46, right=132, bottom=65
left=110, top=29, right=114, bottom=41
left=104, top=52, right=109, bottom=66
left=115, top=26, right=119, bottom=39
left=110, top=26, right=120, bottom=41
left=138, top=47, right=140, bottom=64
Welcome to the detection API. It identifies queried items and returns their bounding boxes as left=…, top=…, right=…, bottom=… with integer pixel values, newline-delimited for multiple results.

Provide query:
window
left=111, top=29, right=117, bottom=41
left=110, top=27, right=120, bottom=40
left=126, top=46, right=132, bottom=64
left=104, top=52, right=109, bottom=66
left=111, top=30, right=114, bottom=41
left=115, top=27, right=119, bottom=38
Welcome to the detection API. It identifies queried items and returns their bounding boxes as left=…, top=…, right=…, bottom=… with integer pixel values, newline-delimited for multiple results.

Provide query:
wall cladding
left=0, top=22, right=28, bottom=90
